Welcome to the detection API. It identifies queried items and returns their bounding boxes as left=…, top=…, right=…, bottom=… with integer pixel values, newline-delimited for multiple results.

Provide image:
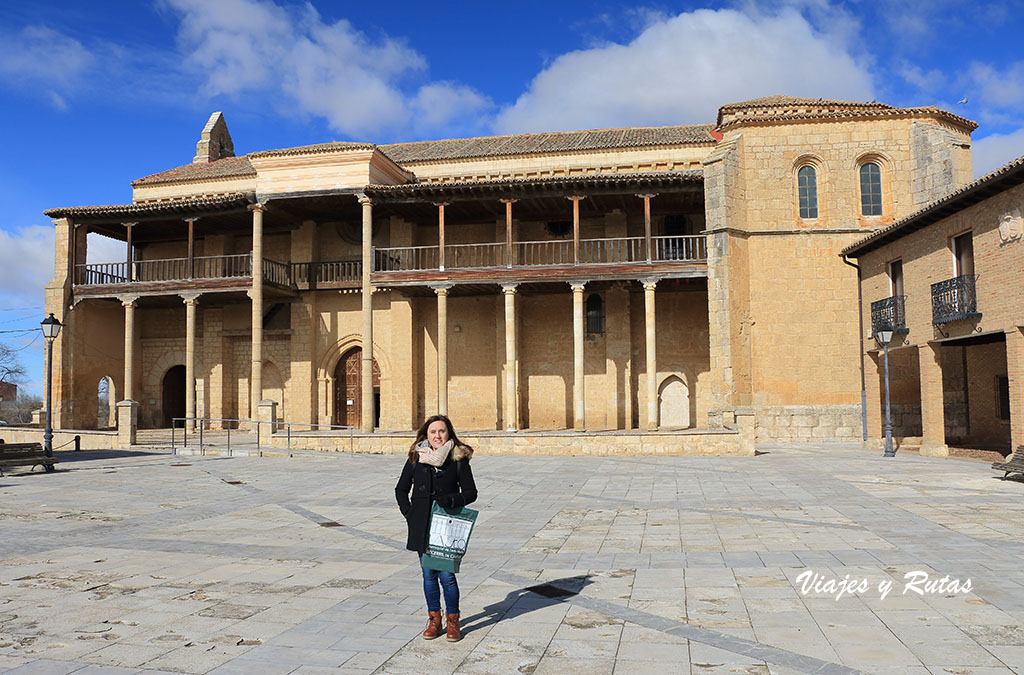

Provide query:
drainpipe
left=842, top=254, right=868, bottom=441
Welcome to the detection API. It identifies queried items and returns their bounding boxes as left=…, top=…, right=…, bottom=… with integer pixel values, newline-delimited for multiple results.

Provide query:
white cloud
left=165, top=0, right=491, bottom=138
left=0, top=25, right=95, bottom=108
left=0, top=225, right=54, bottom=308
left=86, top=233, right=126, bottom=264
left=494, top=7, right=874, bottom=134
left=972, top=129, right=1024, bottom=178
left=967, top=61, right=1024, bottom=109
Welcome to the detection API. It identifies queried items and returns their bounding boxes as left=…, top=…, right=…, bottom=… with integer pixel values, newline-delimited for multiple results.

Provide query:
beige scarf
left=416, top=439, right=453, bottom=467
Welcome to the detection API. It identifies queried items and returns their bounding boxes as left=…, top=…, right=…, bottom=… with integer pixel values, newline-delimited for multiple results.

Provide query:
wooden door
left=334, top=348, right=380, bottom=427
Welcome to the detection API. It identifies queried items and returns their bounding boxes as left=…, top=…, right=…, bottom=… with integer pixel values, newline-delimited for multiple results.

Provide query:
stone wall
left=754, top=405, right=861, bottom=441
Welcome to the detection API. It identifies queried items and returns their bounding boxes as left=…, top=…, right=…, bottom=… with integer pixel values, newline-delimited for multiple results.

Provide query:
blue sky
left=2, top=0, right=1024, bottom=396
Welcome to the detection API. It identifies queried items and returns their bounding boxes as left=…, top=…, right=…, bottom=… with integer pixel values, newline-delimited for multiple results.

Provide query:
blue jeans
left=419, top=555, right=459, bottom=614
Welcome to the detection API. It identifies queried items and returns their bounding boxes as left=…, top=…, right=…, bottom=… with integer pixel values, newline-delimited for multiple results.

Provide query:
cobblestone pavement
left=1, top=443, right=1023, bottom=674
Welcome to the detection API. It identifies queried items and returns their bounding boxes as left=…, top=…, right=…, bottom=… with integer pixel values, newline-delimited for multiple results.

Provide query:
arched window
left=797, top=166, right=818, bottom=219
left=860, top=162, right=882, bottom=216
left=585, top=294, right=603, bottom=334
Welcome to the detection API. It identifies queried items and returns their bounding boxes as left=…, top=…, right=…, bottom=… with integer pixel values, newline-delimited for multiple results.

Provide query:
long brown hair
left=407, top=414, right=473, bottom=463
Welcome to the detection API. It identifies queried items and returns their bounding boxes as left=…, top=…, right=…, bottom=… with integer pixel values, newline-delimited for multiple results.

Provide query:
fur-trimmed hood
left=452, top=444, right=473, bottom=461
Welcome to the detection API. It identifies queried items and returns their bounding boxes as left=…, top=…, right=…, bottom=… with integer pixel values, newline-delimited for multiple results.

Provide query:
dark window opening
left=545, top=220, right=572, bottom=237
left=585, top=294, right=603, bottom=334
left=997, top=375, right=1010, bottom=421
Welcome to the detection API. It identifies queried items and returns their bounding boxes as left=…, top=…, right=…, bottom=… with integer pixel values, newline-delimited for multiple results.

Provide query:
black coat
left=395, top=445, right=477, bottom=554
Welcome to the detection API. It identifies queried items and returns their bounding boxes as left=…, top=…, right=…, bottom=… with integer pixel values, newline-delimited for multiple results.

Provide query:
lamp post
left=875, top=329, right=895, bottom=458
left=40, top=313, right=62, bottom=459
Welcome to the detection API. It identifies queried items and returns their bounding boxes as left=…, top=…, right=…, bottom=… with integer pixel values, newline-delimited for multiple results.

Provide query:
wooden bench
left=0, top=442, right=59, bottom=476
left=992, top=446, right=1024, bottom=480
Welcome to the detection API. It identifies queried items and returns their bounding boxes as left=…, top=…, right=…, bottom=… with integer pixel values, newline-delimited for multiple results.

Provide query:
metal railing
left=515, top=239, right=574, bottom=266
left=171, top=417, right=355, bottom=455
left=870, top=295, right=907, bottom=335
left=579, top=237, right=644, bottom=264
left=931, top=275, right=981, bottom=325
left=652, top=235, right=706, bottom=261
left=375, top=245, right=440, bottom=272
left=448, top=242, right=506, bottom=269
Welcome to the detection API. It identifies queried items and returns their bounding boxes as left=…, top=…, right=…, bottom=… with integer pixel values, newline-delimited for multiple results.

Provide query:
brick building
left=842, top=156, right=1024, bottom=456
left=42, top=96, right=978, bottom=452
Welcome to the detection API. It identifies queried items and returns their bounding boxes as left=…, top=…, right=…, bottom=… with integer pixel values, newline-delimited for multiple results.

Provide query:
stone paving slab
left=1, top=443, right=1023, bottom=673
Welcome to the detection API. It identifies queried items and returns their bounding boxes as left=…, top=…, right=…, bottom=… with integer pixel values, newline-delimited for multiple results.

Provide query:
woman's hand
left=435, top=494, right=455, bottom=508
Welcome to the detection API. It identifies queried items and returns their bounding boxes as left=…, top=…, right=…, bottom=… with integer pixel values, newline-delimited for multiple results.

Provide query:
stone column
left=503, top=284, right=518, bottom=430
left=1007, top=327, right=1024, bottom=452
left=359, top=195, right=375, bottom=432
left=434, top=284, right=451, bottom=415
left=116, top=400, right=138, bottom=447
left=257, top=399, right=278, bottom=449
left=919, top=343, right=948, bottom=457
left=643, top=278, right=659, bottom=430
left=121, top=296, right=138, bottom=402
left=571, top=281, right=587, bottom=429
left=248, top=203, right=265, bottom=417
left=182, top=293, right=199, bottom=430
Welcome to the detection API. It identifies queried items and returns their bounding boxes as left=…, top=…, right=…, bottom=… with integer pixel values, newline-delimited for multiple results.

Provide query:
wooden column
left=503, top=284, right=518, bottom=430
left=121, top=296, right=137, bottom=402
left=436, top=202, right=448, bottom=272
left=434, top=284, right=451, bottom=415
left=571, top=281, right=587, bottom=429
left=643, top=278, right=659, bottom=430
left=248, top=203, right=265, bottom=417
left=569, top=196, right=585, bottom=265
left=185, top=217, right=198, bottom=279
left=359, top=195, right=375, bottom=432
left=124, top=222, right=136, bottom=282
left=501, top=198, right=517, bottom=268
left=182, top=293, right=199, bottom=430
left=637, top=194, right=657, bottom=263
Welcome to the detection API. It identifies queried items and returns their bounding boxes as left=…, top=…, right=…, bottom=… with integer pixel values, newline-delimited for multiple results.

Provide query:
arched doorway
left=162, top=365, right=186, bottom=428
left=334, top=348, right=380, bottom=428
left=97, top=376, right=116, bottom=429
left=659, top=376, right=690, bottom=428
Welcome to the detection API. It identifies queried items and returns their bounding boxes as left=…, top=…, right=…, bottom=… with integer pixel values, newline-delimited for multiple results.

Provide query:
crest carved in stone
left=998, top=207, right=1023, bottom=244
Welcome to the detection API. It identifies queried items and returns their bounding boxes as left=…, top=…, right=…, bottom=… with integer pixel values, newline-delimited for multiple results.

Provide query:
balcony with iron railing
left=931, top=275, right=981, bottom=325
left=870, top=295, right=907, bottom=336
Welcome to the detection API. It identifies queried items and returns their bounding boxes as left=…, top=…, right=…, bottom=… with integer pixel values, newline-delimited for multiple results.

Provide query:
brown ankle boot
left=445, top=612, right=461, bottom=641
left=422, top=611, right=443, bottom=640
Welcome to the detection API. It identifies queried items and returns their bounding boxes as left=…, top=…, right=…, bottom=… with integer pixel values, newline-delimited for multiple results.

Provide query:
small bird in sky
left=957, top=97, right=968, bottom=104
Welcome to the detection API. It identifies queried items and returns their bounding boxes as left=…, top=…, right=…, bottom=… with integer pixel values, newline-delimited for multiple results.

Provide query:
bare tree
left=0, top=343, right=26, bottom=386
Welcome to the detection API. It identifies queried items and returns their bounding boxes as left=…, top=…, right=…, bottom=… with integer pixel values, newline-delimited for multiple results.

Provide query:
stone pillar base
left=257, top=400, right=278, bottom=447
left=919, top=444, right=950, bottom=458
left=734, top=407, right=756, bottom=456
left=116, top=400, right=138, bottom=447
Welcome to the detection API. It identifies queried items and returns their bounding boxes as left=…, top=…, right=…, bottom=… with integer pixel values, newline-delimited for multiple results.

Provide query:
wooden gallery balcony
left=373, top=235, right=707, bottom=285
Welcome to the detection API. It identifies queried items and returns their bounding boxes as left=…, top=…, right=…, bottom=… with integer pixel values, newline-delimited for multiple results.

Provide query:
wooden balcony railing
left=375, top=235, right=706, bottom=272
left=290, top=260, right=362, bottom=286
left=75, top=254, right=287, bottom=287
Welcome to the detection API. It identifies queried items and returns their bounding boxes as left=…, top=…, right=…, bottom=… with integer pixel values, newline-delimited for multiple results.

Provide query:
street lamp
left=40, top=313, right=62, bottom=459
left=875, top=328, right=895, bottom=458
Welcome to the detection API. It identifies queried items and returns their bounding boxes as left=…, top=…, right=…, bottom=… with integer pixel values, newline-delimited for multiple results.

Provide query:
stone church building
left=42, top=96, right=977, bottom=452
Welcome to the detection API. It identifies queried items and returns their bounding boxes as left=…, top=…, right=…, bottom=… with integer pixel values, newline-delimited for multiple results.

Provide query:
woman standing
left=395, top=414, right=477, bottom=642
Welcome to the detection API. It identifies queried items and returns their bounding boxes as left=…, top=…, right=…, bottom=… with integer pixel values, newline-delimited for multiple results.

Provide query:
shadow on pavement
left=460, top=574, right=594, bottom=636
left=54, top=450, right=167, bottom=463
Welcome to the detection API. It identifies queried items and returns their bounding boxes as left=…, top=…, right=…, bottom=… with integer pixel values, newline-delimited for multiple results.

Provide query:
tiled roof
left=716, top=96, right=977, bottom=132
left=364, top=170, right=703, bottom=201
left=380, top=125, right=716, bottom=163
left=44, top=193, right=254, bottom=221
left=248, top=141, right=377, bottom=158
left=719, top=95, right=887, bottom=111
left=841, top=154, right=1024, bottom=257
left=132, top=156, right=256, bottom=187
